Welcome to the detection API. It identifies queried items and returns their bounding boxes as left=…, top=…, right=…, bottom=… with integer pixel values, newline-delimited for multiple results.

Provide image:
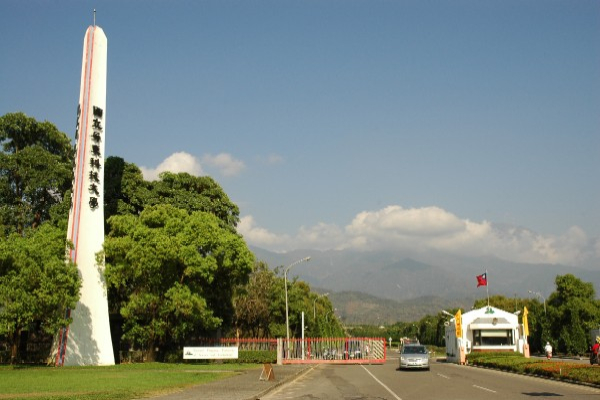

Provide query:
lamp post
left=285, top=256, right=311, bottom=350
left=528, top=290, right=546, bottom=315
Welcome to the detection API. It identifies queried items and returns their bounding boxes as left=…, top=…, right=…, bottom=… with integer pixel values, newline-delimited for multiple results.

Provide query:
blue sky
left=2, top=1, right=599, bottom=267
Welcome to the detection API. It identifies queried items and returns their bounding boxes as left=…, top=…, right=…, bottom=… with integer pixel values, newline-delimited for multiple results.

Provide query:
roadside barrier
left=182, top=337, right=386, bottom=365
left=281, top=337, right=386, bottom=365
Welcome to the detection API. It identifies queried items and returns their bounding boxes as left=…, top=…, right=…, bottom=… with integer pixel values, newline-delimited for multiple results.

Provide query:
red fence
left=190, top=337, right=387, bottom=365
left=282, top=337, right=386, bottom=365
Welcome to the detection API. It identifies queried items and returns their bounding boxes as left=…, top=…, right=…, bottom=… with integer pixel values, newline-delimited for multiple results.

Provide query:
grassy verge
left=0, top=362, right=259, bottom=400
left=467, top=352, right=600, bottom=386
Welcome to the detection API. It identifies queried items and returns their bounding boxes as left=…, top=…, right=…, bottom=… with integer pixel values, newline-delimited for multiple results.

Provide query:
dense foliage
left=232, top=262, right=343, bottom=339
left=103, top=204, right=254, bottom=360
left=104, top=157, right=240, bottom=231
left=0, top=224, right=80, bottom=363
left=0, top=113, right=79, bottom=364
left=225, top=350, right=277, bottom=364
left=548, top=274, right=599, bottom=355
left=0, top=112, right=73, bottom=235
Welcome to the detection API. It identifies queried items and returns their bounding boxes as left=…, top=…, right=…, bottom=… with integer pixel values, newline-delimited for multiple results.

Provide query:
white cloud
left=238, top=215, right=290, bottom=251
left=495, top=225, right=594, bottom=265
left=346, top=205, right=465, bottom=238
left=202, top=153, right=245, bottom=176
left=140, top=152, right=245, bottom=181
left=140, top=152, right=203, bottom=181
left=297, top=223, right=345, bottom=249
left=240, top=205, right=598, bottom=267
left=238, top=217, right=346, bottom=253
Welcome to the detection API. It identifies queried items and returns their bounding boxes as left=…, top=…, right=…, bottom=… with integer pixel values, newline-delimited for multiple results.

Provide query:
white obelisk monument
left=55, top=19, right=115, bottom=366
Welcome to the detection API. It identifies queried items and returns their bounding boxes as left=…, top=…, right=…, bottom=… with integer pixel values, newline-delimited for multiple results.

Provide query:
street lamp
left=285, top=257, right=311, bottom=347
left=528, top=290, right=546, bottom=315
left=313, top=292, right=329, bottom=319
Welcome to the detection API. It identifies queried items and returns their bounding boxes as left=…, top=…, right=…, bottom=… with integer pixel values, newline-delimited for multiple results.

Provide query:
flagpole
left=486, top=269, right=490, bottom=309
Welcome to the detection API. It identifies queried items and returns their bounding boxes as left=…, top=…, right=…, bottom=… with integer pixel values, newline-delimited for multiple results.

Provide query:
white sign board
left=183, top=347, right=239, bottom=360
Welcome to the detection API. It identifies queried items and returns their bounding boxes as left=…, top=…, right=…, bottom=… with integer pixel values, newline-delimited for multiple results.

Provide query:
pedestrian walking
left=544, top=342, right=552, bottom=359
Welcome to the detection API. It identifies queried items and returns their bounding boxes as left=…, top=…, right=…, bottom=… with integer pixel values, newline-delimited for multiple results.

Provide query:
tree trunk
left=10, top=329, right=20, bottom=364
left=146, top=342, right=157, bottom=362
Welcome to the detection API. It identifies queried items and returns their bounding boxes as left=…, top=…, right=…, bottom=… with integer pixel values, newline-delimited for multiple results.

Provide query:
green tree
left=285, top=276, right=343, bottom=338
left=103, top=204, right=254, bottom=360
left=547, top=274, right=600, bottom=355
left=148, top=172, right=240, bottom=230
left=287, top=279, right=313, bottom=338
left=264, top=266, right=288, bottom=338
left=104, top=157, right=151, bottom=224
left=0, top=113, right=73, bottom=235
left=104, top=159, right=240, bottom=232
left=416, top=315, right=442, bottom=346
left=233, top=262, right=276, bottom=338
left=0, top=223, right=80, bottom=364
left=309, top=292, right=335, bottom=338
left=104, top=157, right=240, bottom=225
left=522, top=298, right=546, bottom=353
left=233, top=263, right=343, bottom=339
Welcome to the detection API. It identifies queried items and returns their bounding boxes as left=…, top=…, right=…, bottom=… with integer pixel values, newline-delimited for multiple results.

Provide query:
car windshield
left=403, top=346, right=427, bottom=354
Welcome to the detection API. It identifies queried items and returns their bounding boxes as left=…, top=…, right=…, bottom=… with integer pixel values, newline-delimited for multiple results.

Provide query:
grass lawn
left=0, top=363, right=260, bottom=400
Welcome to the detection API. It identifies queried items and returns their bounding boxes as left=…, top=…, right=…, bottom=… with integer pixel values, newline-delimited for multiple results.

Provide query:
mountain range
left=250, top=246, right=600, bottom=324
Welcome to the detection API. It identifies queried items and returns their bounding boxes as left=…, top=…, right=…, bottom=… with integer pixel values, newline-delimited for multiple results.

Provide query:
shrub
left=224, top=350, right=276, bottom=364
left=466, top=351, right=600, bottom=385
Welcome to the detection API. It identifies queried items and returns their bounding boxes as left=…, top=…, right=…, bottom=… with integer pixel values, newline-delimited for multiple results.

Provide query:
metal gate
left=279, top=337, right=386, bottom=364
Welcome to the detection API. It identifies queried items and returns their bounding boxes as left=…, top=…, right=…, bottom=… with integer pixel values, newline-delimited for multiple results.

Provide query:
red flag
left=476, top=272, right=487, bottom=287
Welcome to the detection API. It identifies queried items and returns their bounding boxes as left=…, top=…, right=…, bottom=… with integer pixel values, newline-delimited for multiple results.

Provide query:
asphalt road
left=261, top=356, right=600, bottom=400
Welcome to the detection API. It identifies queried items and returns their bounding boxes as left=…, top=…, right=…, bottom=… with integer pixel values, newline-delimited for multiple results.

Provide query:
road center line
left=360, top=365, right=403, bottom=400
left=473, top=384, right=497, bottom=393
left=437, top=373, right=450, bottom=379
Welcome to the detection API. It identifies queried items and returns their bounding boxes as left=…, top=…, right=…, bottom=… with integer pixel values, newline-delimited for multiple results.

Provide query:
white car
left=399, top=344, right=430, bottom=370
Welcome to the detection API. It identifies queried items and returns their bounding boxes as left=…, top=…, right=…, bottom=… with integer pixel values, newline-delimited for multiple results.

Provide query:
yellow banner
left=455, top=310, right=462, bottom=338
left=523, top=306, right=529, bottom=337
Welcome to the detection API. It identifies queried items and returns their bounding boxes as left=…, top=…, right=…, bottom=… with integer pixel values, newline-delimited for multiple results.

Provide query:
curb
left=245, top=365, right=316, bottom=400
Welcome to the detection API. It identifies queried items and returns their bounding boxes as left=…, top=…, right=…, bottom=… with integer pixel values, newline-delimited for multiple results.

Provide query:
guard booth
left=278, top=337, right=386, bottom=365
left=445, top=306, right=523, bottom=364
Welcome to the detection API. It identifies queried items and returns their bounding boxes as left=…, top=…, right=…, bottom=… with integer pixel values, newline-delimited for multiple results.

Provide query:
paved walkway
left=144, top=364, right=313, bottom=400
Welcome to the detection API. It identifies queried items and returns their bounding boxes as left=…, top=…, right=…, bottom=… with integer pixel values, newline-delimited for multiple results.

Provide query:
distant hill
left=250, top=246, right=600, bottom=323
left=328, top=291, right=473, bottom=325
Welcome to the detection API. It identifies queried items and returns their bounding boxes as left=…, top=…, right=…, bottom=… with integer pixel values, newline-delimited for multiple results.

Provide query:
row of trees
left=234, top=262, right=344, bottom=339
left=0, top=112, right=341, bottom=363
left=0, top=113, right=81, bottom=363
left=350, top=274, right=600, bottom=355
